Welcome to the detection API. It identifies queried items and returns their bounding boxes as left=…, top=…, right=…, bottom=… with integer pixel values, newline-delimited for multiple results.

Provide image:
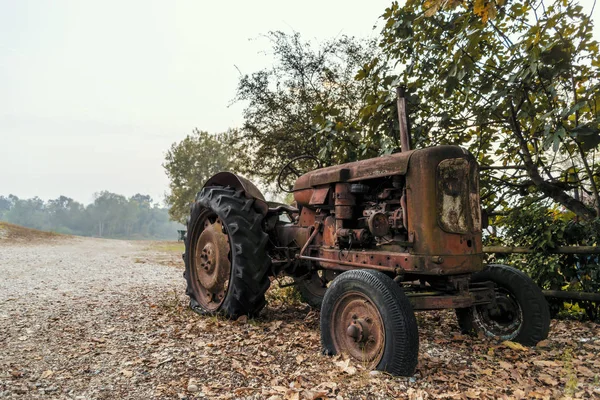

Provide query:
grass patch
left=148, top=241, right=185, bottom=254
left=266, top=277, right=304, bottom=307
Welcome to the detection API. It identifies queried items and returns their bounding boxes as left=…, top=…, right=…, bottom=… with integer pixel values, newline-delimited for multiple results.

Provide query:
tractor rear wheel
left=183, top=187, right=270, bottom=318
left=320, top=270, right=419, bottom=376
left=456, top=264, right=550, bottom=346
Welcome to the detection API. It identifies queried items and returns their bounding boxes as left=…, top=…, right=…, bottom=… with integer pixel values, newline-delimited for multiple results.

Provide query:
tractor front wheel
left=456, top=264, right=550, bottom=346
left=320, top=270, right=419, bottom=376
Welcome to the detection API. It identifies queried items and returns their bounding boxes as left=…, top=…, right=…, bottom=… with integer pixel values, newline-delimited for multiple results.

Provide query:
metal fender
left=202, top=172, right=268, bottom=215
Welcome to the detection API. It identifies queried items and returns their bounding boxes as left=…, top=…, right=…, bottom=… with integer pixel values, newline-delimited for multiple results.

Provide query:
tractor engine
left=269, top=145, right=484, bottom=279
left=295, top=177, right=408, bottom=251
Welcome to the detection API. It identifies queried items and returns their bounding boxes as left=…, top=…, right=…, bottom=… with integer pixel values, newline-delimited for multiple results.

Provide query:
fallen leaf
left=533, top=360, right=560, bottom=368
left=537, top=374, right=558, bottom=386
left=334, top=359, right=357, bottom=375
left=536, top=339, right=551, bottom=348
left=303, top=389, right=329, bottom=400
left=502, top=340, right=528, bottom=351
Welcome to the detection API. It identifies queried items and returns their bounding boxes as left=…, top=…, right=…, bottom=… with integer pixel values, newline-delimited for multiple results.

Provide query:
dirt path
left=0, top=235, right=599, bottom=399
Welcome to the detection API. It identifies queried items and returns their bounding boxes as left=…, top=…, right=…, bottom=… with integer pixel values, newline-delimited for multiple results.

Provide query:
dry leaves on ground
left=1, top=238, right=599, bottom=399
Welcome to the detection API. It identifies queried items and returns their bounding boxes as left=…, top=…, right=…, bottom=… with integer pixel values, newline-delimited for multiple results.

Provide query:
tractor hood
left=292, top=149, right=417, bottom=191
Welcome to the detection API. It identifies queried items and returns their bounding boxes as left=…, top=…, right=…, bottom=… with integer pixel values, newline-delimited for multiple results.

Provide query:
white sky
left=1, top=0, right=598, bottom=205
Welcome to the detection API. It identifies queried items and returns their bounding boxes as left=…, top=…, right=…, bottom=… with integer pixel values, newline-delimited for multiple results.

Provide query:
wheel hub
left=193, top=219, right=230, bottom=311
left=346, top=318, right=373, bottom=343
left=200, top=243, right=216, bottom=273
left=474, top=287, right=523, bottom=338
left=331, top=292, right=384, bottom=366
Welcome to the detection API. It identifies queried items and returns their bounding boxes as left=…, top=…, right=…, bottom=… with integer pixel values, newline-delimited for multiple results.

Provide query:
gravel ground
left=1, top=232, right=599, bottom=399
left=0, top=236, right=184, bottom=399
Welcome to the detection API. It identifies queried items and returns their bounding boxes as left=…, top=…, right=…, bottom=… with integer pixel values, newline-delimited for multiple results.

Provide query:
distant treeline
left=0, top=192, right=183, bottom=240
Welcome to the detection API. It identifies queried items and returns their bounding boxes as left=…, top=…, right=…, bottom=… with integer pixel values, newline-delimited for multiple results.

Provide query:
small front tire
left=320, top=270, right=419, bottom=376
left=456, top=264, right=550, bottom=346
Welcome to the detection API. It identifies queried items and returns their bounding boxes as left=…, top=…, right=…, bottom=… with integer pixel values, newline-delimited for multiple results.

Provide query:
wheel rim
left=191, top=217, right=230, bottom=311
left=330, top=291, right=385, bottom=367
left=473, top=287, right=523, bottom=339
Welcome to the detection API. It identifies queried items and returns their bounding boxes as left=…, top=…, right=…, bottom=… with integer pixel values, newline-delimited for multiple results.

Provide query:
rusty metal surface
left=285, top=145, right=486, bottom=284
left=405, top=146, right=483, bottom=261
left=275, top=224, right=310, bottom=248
left=334, top=183, right=354, bottom=219
left=298, top=207, right=316, bottom=227
left=469, top=161, right=481, bottom=230
left=396, top=86, right=411, bottom=152
left=293, top=150, right=417, bottom=191
left=204, top=172, right=265, bottom=200
left=408, top=294, right=473, bottom=310
left=299, top=223, right=320, bottom=258
left=192, top=219, right=230, bottom=311
left=297, top=255, right=398, bottom=273
left=322, top=216, right=336, bottom=247
left=309, top=168, right=350, bottom=187
left=293, top=189, right=313, bottom=207
left=309, top=186, right=330, bottom=205
left=313, top=248, right=484, bottom=275
left=437, top=158, right=470, bottom=233
left=367, top=212, right=389, bottom=237
left=331, top=291, right=385, bottom=367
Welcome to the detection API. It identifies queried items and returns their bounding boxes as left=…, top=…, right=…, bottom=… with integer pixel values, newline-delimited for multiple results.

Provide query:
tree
left=0, top=192, right=181, bottom=240
left=163, top=129, right=233, bottom=224
left=0, top=196, right=13, bottom=219
left=360, top=0, right=600, bottom=220
left=46, top=196, right=85, bottom=235
left=231, top=31, right=385, bottom=183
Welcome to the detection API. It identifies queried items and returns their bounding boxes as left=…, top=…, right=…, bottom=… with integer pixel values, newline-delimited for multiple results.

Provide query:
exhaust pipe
left=396, top=86, right=411, bottom=152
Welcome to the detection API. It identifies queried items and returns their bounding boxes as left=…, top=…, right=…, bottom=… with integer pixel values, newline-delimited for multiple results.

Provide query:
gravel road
left=0, top=236, right=185, bottom=399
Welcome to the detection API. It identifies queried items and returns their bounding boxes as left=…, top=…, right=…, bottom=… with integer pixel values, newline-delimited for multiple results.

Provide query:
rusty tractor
left=183, top=90, right=550, bottom=376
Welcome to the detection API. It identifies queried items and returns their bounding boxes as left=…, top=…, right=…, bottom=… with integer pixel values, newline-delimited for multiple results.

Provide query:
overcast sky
left=1, top=1, right=599, bottom=205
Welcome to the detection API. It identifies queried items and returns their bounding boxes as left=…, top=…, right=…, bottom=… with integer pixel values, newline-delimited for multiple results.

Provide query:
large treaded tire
left=183, top=186, right=270, bottom=318
left=320, top=270, right=419, bottom=376
left=456, top=264, right=550, bottom=346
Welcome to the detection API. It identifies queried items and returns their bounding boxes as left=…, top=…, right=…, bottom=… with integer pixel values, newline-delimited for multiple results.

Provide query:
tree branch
left=508, top=98, right=597, bottom=220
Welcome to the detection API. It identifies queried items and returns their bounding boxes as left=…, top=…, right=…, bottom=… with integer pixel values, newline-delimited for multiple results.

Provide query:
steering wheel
left=277, top=155, right=322, bottom=193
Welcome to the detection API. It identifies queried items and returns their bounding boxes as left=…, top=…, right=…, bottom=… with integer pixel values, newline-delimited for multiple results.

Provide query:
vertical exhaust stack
left=396, top=86, right=411, bottom=152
